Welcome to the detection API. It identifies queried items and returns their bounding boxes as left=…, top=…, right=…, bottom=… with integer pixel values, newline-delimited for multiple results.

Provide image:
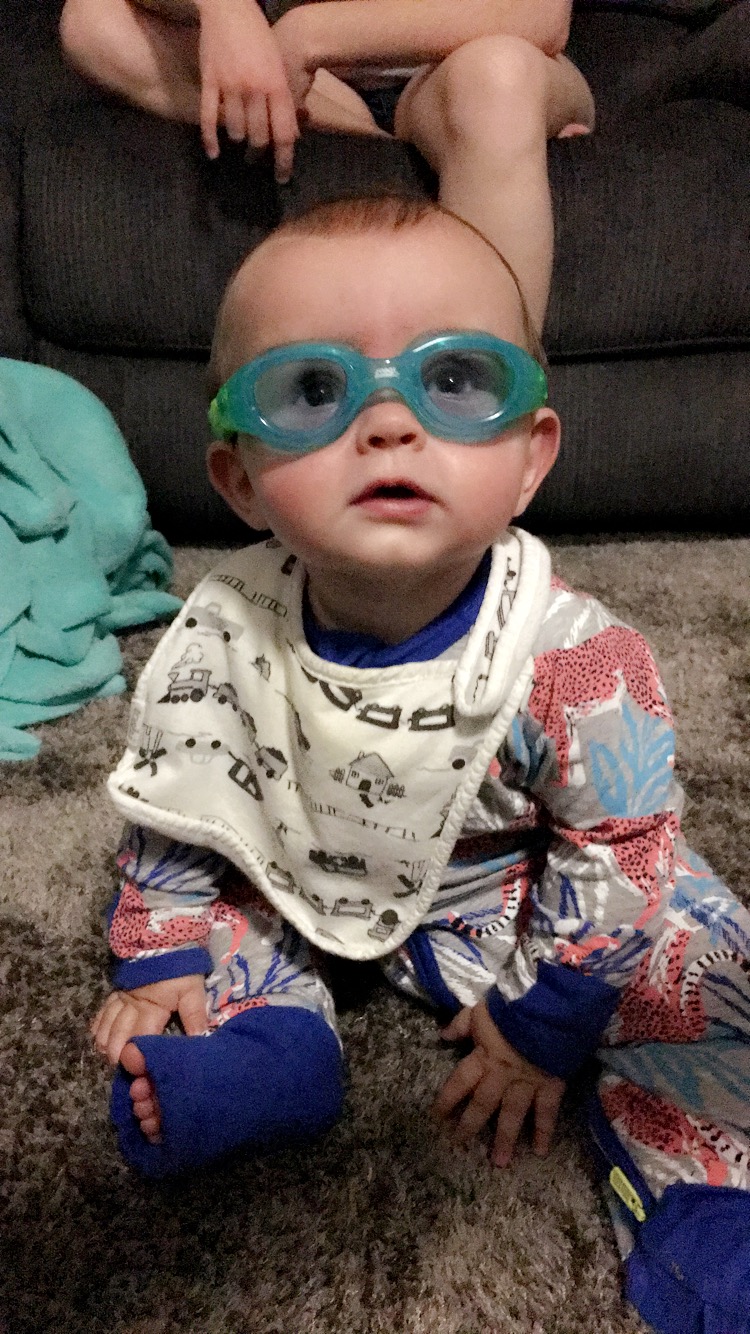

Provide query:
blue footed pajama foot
left=624, top=1183, right=750, bottom=1334
left=588, top=1096, right=750, bottom=1334
left=110, top=1007, right=345, bottom=1178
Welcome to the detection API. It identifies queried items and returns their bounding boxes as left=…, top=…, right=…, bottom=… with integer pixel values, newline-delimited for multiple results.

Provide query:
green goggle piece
left=208, top=331, right=547, bottom=453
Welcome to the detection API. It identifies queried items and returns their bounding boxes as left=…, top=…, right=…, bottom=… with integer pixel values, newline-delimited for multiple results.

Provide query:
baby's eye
left=429, top=357, right=485, bottom=396
left=296, top=366, right=341, bottom=408
left=422, top=351, right=510, bottom=419
left=254, top=357, right=347, bottom=430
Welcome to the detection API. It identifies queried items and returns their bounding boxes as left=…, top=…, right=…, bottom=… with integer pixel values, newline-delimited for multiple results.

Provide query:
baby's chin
left=307, top=541, right=489, bottom=590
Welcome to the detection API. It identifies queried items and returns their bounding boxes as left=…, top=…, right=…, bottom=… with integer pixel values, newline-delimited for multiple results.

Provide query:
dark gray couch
left=2, top=0, right=749, bottom=540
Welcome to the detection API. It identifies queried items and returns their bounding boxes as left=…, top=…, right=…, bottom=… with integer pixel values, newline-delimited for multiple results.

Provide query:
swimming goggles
left=208, top=332, right=547, bottom=453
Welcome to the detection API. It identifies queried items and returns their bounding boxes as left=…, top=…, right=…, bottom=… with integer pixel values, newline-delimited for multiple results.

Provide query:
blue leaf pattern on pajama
left=590, top=701, right=674, bottom=817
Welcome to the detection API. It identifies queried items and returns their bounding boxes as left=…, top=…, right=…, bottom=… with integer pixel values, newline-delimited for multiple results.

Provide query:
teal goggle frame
left=208, top=331, right=547, bottom=454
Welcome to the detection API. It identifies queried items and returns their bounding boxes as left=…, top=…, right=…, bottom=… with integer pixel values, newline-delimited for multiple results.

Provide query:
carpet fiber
left=1, top=536, right=748, bottom=1334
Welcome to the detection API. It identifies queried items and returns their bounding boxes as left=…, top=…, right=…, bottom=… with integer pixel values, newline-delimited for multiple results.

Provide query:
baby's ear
left=206, top=439, right=266, bottom=529
left=514, top=408, right=561, bottom=517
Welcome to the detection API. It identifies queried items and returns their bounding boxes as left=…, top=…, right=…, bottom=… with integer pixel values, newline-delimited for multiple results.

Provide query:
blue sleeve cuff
left=111, top=946, right=213, bottom=990
left=486, top=960, right=620, bottom=1079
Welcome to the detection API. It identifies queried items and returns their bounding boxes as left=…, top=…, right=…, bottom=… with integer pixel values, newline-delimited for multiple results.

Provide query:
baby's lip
left=351, top=478, right=437, bottom=504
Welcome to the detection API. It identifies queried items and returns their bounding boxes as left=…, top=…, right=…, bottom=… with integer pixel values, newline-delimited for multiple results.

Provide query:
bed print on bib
left=109, top=531, right=552, bottom=959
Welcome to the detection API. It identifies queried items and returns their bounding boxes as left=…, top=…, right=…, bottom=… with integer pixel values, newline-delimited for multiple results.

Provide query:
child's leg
left=110, top=894, right=344, bottom=1177
left=394, top=37, right=595, bottom=334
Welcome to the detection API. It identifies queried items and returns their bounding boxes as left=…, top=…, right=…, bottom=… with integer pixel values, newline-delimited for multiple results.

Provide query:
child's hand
left=196, top=0, right=299, bottom=182
left=272, top=9, right=322, bottom=117
left=433, top=999, right=565, bottom=1167
left=91, top=974, right=208, bottom=1067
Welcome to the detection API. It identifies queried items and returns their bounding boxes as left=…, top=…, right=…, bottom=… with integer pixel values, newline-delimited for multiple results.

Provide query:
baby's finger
left=102, top=1003, right=140, bottom=1067
left=531, top=1081, right=564, bottom=1158
left=106, top=1000, right=166, bottom=1067
left=453, top=1068, right=505, bottom=1145
left=439, top=1006, right=473, bottom=1043
left=432, top=1049, right=484, bottom=1122
left=491, top=1080, right=534, bottom=1168
left=91, top=993, right=126, bottom=1051
left=200, top=80, right=220, bottom=158
left=177, top=986, right=208, bottom=1037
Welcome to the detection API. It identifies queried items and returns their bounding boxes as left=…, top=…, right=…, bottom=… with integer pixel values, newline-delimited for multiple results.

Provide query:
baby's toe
left=139, top=1115, right=162, bottom=1144
left=120, top=1040, right=148, bottom=1078
left=132, top=1090, right=157, bottom=1119
left=129, top=1074, right=153, bottom=1103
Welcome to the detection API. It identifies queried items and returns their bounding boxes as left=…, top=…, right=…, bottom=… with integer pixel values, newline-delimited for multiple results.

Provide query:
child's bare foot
left=303, top=69, right=389, bottom=138
left=121, top=1041, right=162, bottom=1144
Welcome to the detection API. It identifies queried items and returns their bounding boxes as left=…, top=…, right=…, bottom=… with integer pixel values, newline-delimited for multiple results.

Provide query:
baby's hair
left=208, top=192, right=545, bottom=399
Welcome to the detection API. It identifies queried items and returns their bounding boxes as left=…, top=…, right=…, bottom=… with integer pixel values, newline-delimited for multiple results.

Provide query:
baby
left=97, top=194, right=750, bottom=1334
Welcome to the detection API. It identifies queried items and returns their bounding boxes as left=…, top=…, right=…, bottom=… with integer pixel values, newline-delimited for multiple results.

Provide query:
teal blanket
left=0, top=359, right=182, bottom=761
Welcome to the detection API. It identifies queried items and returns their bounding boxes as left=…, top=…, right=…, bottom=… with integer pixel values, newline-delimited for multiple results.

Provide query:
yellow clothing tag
left=609, top=1167, right=647, bottom=1224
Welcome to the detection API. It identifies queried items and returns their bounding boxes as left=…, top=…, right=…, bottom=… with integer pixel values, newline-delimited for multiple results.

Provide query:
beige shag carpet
left=1, top=536, right=748, bottom=1334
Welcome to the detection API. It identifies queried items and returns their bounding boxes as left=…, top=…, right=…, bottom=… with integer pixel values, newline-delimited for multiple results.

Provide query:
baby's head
left=207, top=195, right=560, bottom=621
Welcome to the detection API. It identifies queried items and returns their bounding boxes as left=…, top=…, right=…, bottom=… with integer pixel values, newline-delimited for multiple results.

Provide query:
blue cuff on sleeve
left=111, top=946, right=213, bottom=991
left=486, top=960, right=620, bottom=1079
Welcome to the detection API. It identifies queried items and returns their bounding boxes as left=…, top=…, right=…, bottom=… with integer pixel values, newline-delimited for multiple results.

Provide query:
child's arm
left=274, top=0, right=572, bottom=104
left=61, top=0, right=299, bottom=180
left=435, top=610, right=684, bottom=1161
left=192, top=0, right=299, bottom=170
left=481, top=619, right=682, bottom=1084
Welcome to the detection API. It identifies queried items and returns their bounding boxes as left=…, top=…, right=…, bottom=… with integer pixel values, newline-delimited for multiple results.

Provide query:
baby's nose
left=356, top=396, right=424, bottom=450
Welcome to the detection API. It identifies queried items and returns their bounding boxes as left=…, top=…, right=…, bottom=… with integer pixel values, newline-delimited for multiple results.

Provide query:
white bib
left=109, top=529, right=551, bottom=959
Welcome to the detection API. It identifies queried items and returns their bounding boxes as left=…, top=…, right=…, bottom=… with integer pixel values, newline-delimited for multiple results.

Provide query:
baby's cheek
left=255, top=455, right=333, bottom=543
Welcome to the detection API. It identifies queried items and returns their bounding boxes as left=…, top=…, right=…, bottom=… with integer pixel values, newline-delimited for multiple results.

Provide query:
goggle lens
left=254, top=358, right=347, bottom=432
left=420, top=349, right=511, bottom=422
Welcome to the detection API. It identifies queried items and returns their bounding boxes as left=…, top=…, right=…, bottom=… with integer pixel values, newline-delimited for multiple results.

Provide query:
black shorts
left=359, top=84, right=404, bottom=135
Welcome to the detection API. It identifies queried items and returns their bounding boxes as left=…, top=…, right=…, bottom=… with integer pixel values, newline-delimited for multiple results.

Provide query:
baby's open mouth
left=353, top=480, right=434, bottom=503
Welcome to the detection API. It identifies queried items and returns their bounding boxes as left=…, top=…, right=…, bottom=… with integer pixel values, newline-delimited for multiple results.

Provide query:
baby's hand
left=433, top=999, right=565, bottom=1168
left=197, top=0, right=299, bottom=181
left=91, top=974, right=207, bottom=1067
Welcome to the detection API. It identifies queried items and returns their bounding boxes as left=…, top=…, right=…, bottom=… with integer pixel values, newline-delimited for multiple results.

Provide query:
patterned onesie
left=106, top=531, right=750, bottom=1334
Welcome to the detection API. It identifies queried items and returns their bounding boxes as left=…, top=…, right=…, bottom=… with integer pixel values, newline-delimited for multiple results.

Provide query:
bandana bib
left=109, top=529, right=551, bottom=959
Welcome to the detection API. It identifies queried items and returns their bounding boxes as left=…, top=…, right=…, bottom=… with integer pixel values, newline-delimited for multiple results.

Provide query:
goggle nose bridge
left=357, top=357, right=409, bottom=404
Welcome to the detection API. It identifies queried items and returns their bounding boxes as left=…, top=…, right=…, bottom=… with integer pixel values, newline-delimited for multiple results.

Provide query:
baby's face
left=212, top=222, right=558, bottom=596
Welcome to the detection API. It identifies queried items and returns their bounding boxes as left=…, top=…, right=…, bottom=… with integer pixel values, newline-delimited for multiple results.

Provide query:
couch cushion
left=545, top=99, right=750, bottom=354
left=22, top=101, right=279, bottom=355
left=21, top=103, right=425, bottom=356
left=35, top=341, right=243, bottom=541
left=534, top=347, right=750, bottom=528
left=0, top=129, right=29, bottom=361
